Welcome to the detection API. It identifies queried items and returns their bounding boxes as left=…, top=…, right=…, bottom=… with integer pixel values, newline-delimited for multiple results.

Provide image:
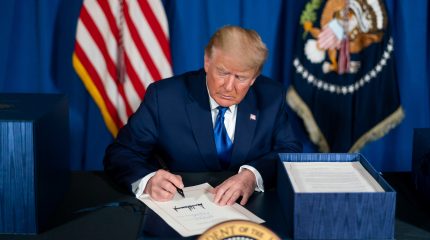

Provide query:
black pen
left=153, top=154, right=185, bottom=198
left=176, top=187, right=185, bottom=198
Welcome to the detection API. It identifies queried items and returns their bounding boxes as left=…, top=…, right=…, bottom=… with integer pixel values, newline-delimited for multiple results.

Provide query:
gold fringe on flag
left=286, top=86, right=405, bottom=153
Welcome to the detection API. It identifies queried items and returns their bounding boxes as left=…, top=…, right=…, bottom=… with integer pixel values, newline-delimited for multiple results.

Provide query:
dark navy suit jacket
left=104, top=69, right=302, bottom=191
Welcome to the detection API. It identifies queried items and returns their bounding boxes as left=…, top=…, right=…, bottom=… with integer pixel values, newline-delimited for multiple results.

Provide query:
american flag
left=73, top=0, right=172, bottom=136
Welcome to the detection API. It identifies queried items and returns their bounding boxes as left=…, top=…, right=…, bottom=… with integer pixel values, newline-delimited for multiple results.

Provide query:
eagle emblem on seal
left=301, top=0, right=388, bottom=74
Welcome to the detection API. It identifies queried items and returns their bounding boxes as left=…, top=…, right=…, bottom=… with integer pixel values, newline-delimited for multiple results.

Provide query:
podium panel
left=0, top=94, right=69, bottom=234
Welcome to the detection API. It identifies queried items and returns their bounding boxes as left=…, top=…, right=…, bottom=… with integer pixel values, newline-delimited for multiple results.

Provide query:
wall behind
left=0, top=0, right=428, bottom=171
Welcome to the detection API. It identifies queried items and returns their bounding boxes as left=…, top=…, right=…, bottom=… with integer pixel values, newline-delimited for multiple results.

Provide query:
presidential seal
left=287, top=0, right=404, bottom=153
left=198, top=220, right=280, bottom=240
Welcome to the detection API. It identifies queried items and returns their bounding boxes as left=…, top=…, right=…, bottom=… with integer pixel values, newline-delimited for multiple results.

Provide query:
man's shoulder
left=252, top=75, right=285, bottom=94
left=248, top=75, right=286, bottom=109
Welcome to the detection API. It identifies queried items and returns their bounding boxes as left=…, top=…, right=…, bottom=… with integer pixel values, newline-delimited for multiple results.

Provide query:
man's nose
left=224, top=75, right=235, bottom=91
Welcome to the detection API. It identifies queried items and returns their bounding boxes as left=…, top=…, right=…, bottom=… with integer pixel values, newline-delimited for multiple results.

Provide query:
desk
left=140, top=171, right=289, bottom=239
left=0, top=172, right=429, bottom=240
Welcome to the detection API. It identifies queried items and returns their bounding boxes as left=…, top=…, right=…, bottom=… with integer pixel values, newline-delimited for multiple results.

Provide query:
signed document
left=138, top=183, right=264, bottom=237
left=284, top=161, right=385, bottom=193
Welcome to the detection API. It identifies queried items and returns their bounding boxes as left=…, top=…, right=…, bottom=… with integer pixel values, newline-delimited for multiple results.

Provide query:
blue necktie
left=214, top=106, right=233, bottom=169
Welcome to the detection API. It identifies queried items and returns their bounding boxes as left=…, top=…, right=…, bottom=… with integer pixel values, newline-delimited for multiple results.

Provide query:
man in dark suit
left=104, top=26, right=302, bottom=206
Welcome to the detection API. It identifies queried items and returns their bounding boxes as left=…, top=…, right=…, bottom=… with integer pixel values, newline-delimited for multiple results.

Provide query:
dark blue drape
left=0, top=0, right=428, bottom=171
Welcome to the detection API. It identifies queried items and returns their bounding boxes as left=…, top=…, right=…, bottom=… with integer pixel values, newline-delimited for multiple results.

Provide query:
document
left=284, top=161, right=385, bottom=192
left=138, top=183, right=265, bottom=237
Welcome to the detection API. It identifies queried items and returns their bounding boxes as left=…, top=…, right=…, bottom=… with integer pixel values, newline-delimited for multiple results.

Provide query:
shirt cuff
left=131, top=172, right=156, bottom=198
left=239, top=165, right=265, bottom=192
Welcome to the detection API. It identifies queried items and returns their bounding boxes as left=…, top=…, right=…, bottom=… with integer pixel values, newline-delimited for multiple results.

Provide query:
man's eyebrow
left=236, top=72, right=253, bottom=78
left=216, top=66, right=252, bottom=78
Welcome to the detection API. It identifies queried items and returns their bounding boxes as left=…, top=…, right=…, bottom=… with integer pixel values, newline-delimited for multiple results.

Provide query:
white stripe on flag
left=122, top=21, right=155, bottom=90
left=76, top=19, right=129, bottom=124
left=129, top=1, right=171, bottom=79
left=74, top=0, right=173, bottom=136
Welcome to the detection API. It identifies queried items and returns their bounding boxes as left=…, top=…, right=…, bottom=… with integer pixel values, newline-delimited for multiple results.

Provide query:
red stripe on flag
left=74, top=0, right=172, bottom=135
left=75, top=43, right=123, bottom=128
left=138, top=0, right=172, bottom=65
left=124, top=52, right=146, bottom=99
left=80, top=6, right=117, bottom=80
left=97, top=0, right=120, bottom=42
left=80, top=6, right=133, bottom=117
left=123, top=1, right=162, bottom=81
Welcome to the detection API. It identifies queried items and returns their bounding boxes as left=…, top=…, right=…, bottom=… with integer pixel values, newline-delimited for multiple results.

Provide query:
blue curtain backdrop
left=0, top=0, right=428, bottom=171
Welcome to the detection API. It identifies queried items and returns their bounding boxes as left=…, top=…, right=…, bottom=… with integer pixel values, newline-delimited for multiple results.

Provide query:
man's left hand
left=210, top=169, right=256, bottom=206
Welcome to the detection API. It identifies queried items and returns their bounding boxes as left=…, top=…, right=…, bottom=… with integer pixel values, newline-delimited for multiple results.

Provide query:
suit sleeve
left=104, top=84, right=161, bottom=192
left=247, top=89, right=303, bottom=188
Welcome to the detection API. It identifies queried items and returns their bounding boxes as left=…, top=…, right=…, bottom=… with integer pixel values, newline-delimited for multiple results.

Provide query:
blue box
left=277, top=153, right=396, bottom=239
left=0, top=94, right=69, bottom=234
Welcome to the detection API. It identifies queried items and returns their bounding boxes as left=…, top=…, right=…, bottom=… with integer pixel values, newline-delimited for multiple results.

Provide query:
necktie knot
left=217, top=106, right=228, bottom=118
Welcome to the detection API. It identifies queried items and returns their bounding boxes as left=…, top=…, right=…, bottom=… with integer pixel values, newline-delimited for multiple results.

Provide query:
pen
left=176, top=187, right=185, bottom=198
left=153, top=154, right=185, bottom=198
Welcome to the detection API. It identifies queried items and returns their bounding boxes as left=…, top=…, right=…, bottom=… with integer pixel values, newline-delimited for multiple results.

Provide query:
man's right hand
left=144, top=169, right=184, bottom=201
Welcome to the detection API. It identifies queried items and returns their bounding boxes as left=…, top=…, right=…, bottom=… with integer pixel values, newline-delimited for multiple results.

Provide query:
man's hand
left=210, top=169, right=256, bottom=206
left=144, top=169, right=184, bottom=201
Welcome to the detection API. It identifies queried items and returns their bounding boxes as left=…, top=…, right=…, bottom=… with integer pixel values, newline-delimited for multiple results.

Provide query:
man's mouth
left=219, top=94, right=234, bottom=100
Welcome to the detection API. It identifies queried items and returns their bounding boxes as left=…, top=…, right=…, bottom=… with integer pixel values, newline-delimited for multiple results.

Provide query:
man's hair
left=205, top=25, right=268, bottom=74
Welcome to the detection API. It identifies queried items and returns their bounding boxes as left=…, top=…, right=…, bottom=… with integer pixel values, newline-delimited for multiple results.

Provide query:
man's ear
left=249, top=75, right=258, bottom=86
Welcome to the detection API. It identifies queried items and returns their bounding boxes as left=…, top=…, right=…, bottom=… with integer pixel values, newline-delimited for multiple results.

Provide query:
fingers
left=239, top=192, right=250, bottom=205
left=149, top=185, right=175, bottom=201
left=214, top=182, right=241, bottom=206
left=146, top=169, right=184, bottom=201
left=165, top=172, right=184, bottom=189
left=212, top=171, right=256, bottom=206
left=208, top=187, right=216, bottom=194
left=226, top=191, right=241, bottom=205
left=214, top=180, right=232, bottom=206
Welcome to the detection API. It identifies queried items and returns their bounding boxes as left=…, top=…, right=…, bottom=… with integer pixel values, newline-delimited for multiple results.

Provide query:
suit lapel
left=230, top=88, right=258, bottom=169
left=185, top=70, right=221, bottom=170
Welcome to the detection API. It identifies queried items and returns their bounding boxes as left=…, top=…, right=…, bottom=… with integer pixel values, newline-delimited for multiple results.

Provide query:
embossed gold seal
left=198, top=220, right=280, bottom=240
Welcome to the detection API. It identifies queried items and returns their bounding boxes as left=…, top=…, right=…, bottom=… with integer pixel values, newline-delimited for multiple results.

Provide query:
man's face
left=204, top=48, right=257, bottom=107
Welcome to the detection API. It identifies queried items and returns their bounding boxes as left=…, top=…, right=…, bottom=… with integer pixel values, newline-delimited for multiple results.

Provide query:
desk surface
left=140, top=171, right=289, bottom=239
left=0, top=172, right=429, bottom=240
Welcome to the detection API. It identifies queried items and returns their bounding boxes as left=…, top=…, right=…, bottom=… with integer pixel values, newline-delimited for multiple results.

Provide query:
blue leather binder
left=277, top=153, right=396, bottom=239
left=0, top=94, right=69, bottom=234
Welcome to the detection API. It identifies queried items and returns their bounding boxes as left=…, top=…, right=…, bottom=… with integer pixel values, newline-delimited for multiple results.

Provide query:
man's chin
left=215, top=97, right=236, bottom=107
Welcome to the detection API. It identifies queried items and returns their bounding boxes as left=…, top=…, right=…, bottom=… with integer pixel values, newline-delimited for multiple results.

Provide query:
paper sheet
left=138, top=183, right=265, bottom=237
left=284, top=161, right=385, bottom=192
